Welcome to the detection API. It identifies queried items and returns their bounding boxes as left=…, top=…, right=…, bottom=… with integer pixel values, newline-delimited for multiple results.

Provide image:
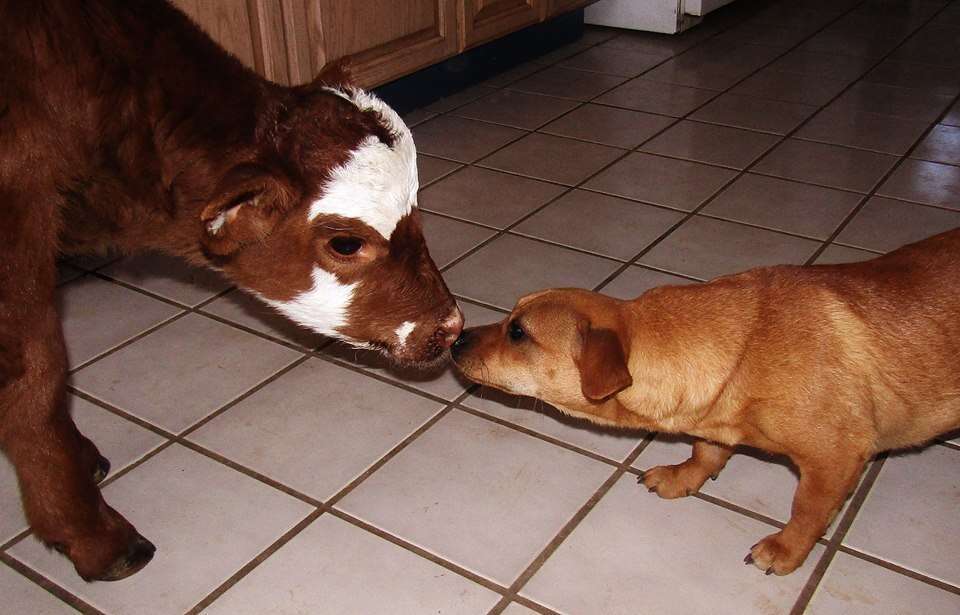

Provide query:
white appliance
left=585, top=0, right=737, bottom=34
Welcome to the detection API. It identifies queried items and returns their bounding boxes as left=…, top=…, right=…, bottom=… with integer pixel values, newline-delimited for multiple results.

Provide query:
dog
left=452, top=228, right=960, bottom=576
left=0, top=0, right=462, bottom=581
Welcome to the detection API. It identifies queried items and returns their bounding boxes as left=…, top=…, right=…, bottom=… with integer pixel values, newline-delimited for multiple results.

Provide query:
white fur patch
left=260, top=266, right=356, bottom=339
left=308, top=87, right=418, bottom=239
left=394, top=321, right=416, bottom=349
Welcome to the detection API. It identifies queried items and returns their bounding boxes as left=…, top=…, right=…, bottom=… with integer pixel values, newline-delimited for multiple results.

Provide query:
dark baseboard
left=374, top=10, right=585, bottom=115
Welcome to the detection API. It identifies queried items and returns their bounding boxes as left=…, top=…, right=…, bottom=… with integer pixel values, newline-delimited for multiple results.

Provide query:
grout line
left=0, top=552, right=103, bottom=615
left=789, top=456, right=887, bottom=615
left=835, top=545, right=960, bottom=597
left=486, top=435, right=655, bottom=614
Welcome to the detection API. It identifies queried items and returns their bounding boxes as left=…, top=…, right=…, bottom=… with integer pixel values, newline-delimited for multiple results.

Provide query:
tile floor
left=3, top=0, right=960, bottom=613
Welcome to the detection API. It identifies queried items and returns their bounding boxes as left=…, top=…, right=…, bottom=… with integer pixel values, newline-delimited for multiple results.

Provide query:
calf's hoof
left=83, top=535, right=156, bottom=582
left=92, top=455, right=111, bottom=484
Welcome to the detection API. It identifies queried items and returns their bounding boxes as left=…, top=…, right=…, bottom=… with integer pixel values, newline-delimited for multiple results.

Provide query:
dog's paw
left=744, top=532, right=808, bottom=576
left=639, top=464, right=703, bottom=499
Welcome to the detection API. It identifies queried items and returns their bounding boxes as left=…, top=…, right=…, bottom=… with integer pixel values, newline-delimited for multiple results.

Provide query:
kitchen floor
left=4, top=0, right=960, bottom=613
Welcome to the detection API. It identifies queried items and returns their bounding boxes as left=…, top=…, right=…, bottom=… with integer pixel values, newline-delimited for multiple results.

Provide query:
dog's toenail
left=744, top=554, right=754, bottom=565
left=710, top=473, right=719, bottom=481
left=765, top=567, right=774, bottom=576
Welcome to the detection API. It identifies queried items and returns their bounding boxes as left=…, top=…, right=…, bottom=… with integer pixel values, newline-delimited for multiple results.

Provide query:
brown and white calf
left=0, top=0, right=461, bottom=581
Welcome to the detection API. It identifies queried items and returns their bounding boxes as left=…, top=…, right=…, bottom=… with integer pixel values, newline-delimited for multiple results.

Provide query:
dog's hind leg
left=746, top=449, right=868, bottom=576
left=0, top=304, right=155, bottom=581
left=640, top=439, right=734, bottom=498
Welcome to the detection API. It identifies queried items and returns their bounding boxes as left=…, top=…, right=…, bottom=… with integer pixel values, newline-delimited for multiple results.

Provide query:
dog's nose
left=450, top=329, right=471, bottom=359
left=438, top=306, right=464, bottom=349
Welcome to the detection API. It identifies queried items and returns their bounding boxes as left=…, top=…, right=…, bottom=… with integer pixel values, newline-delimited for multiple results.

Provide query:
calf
left=0, top=0, right=461, bottom=580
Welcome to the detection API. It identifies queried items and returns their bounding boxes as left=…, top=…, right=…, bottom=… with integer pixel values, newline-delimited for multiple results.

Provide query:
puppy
left=452, top=228, right=960, bottom=575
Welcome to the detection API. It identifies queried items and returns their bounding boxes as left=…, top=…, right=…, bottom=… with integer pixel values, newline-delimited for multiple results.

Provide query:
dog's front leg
left=640, top=439, right=734, bottom=498
left=746, top=452, right=867, bottom=575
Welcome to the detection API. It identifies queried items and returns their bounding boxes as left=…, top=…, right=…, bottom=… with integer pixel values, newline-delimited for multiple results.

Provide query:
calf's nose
left=438, top=306, right=464, bottom=349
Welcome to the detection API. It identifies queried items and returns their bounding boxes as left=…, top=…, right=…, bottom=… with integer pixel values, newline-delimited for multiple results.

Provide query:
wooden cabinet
left=175, top=0, right=595, bottom=88
left=461, top=0, right=543, bottom=49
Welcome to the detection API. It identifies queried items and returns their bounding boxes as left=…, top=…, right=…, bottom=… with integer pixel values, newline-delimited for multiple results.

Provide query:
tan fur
left=452, top=228, right=960, bottom=575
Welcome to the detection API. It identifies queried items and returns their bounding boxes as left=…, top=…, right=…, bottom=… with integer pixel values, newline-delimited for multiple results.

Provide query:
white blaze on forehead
left=394, top=321, right=416, bottom=349
left=308, top=87, right=418, bottom=239
left=259, top=266, right=357, bottom=340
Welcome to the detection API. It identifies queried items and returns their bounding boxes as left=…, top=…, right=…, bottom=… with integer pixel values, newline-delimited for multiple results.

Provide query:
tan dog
left=451, top=228, right=960, bottom=576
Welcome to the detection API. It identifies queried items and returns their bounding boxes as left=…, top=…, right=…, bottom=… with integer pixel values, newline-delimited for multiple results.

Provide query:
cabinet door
left=171, top=0, right=258, bottom=71
left=296, top=0, right=459, bottom=88
left=461, top=0, right=544, bottom=49
left=547, top=0, right=596, bottom=17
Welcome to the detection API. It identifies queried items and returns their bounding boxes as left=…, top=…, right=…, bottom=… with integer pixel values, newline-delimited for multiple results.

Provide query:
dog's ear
left=200, top=164, right=297, bottom=257
left=311, top=59, right=354, bottom=90
left=576, top=321, right=632, bottom=402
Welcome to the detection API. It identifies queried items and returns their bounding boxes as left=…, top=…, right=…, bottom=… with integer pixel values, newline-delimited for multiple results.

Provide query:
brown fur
left=453, top=228, right=960, bottom=575
left=1, top=0, right=458, bottom=581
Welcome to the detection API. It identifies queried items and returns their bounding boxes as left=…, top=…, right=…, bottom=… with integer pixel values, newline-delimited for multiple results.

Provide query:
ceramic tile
left=337, top=410, right=612, bottom=585
left=100, top=252, right=231, bottom=307
left=58, top=277, right=182, bottom=367
left=691, top=93, right=816, bottom=135
left=205, top=515, right=500, bottom=615
left=513, top=189, right=684, bottom=260
left=639, top=216, right=820, bottom=280
left=585, top=152, right=737, bottom=211
left=753, top=140, right=898, bottom=193
left=418, top=155, right=462, bottom=186
left=598, top=266, right=697, bottom=300
left=456, top=90, right=579, bottom=130
left=733, top=69, right=852, bottom=106
left=557, top=46, right=663, bottom=77
left=9, top=444, right=311, bottom=615
left=863, top=60, right=960, bottom=96
left=444, top=234, right=620, bottom=310
left=911, top=124, right=960, bottom=166
left=421, top=213, right=496, bottom=269
left=878, top=159, right=960, bottom=208
left=482, top=62, right=545, bottom=87
left=72, top=313, right=301, bottom=433
left=190, top=359, right=445, bottom=500
left=836, top=197, right=960, bottom=253
left=521, top=476, right=824, bottom=615
left=807, top=551, right=960, bottom=615
left=479, top=133, right=624, bottom=186
left=640, top=121, right=780, bottom=169
left=703, top=174, right=862, bottom=239
left=943, top=100, right=960, bottom=127
left=797, top=107, right=931, bottom=155
left=509, top=66, right=626, bottom=101
left=423, top=85, right=499, bottom=113
left=845, top=446, right=960, bottom=585
left=831, top=82, right=955, bottom=123
left=813, top=245, right=880, bottom=265
left=540, top=104, right=675, bottom=149
left=200, top=288, right=327, bottom=349
left=770, top=49, right=873, bottom=81
left=419, top=166, right=566, bottom=228
left=0, top=563, right=74, bottom=615
left=596, top=80, right=717, bottom=117
left=461, top=387, right=644, bottom=461
left=412, top=115, right=525, bottom=163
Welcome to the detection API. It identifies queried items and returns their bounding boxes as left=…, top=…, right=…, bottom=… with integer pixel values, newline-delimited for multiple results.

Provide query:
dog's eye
left=330, top=236, right=363, bottom=256
left=508, top=321, right=525, bottom=342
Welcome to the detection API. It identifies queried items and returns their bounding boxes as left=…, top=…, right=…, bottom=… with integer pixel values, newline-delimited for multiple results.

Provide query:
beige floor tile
left=413, top=115, right=525, bottom=163
left=585, top=152, right=737, bottom=211
left=508, top=65, right=626, bottom=101
left=796, top=107, right=931, bottom=155
left=418, top=154, right=462, bottom=186
left=598, top=266, right=696, bottom=300
left=190, top=359, right=445, bottom=500
left=501, top=602, right=541, bottom=615
left=863, top=60, right=960, bottom=96
left=520, top=476, right=824, bottom=615
left=480, top=132, right=624, bottom=186
left=691, top=93, right=816, bottom=134
left=596, top=79, right=717, bottom=117
left=878, top=159, right=960, bottom=208
left=337, top=410, right=612, bottom=585
left=703, top=174, right=862, bottom=239
left=513, top=189, right=684, bottom=260
left=205, top=515, right=500, bottom=615
left=58, top=277, right=182, bottom=367
left=0, top=563, right=74, bottom=615
left=813, top=244, right=880, bottom=265
left=639, top=216, right=820, bottom=280
left=9, top=444, right=312, bottom=615
left=640, top=121, right=780, bottom=169
left=770, top=49, right=873, bottom=81
left=807, top=551, right=960, bottom=615
left=753, top=139, right=898, bottom=193
left=831, top=82, right=955, bottom=123
left=844, top=446, right=960, bottom=585
left=200, top=288, right=326, bottom=349
left=461, top=387, right=644, bottom=461
left=444, top=234, right=620, bottom=309
left=419, top=166, right=566, bottom=228
left=421, top=212, right=497, bottom=269
left=557, top=46, right=663, bottom=77
left=733, top=69, right=852, bottom=106
left=100, top=252, right=231, bottom=307
left=72, top=313, right=301, bottom=433
left=540, top=103, right=675, bottom=149
left=911, top=124, right=960, bottom=166
left=455, top=90, right=579, bottom=130
left=836, top=197, right=960, bottom=252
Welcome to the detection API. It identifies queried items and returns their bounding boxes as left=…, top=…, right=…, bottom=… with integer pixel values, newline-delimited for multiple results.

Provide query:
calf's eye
left=330, top=236, right=363, bottom=256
